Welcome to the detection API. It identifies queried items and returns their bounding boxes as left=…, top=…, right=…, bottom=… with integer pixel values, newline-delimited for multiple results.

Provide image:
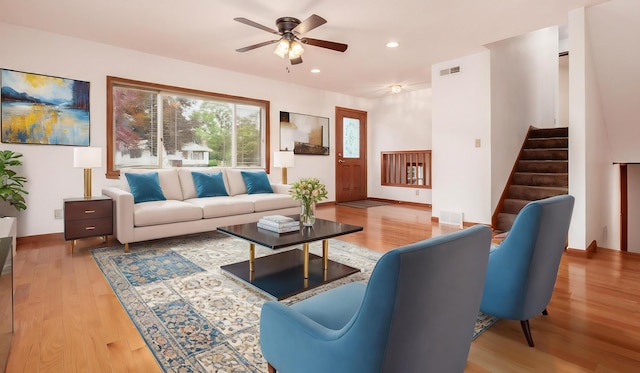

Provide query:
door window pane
left=343, top=118, right=360, bottom=158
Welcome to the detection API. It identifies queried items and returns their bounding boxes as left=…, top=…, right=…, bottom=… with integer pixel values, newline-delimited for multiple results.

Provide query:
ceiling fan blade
left=234, top=17, right=279, bottom=35
left=236, top=40, right=279, bottom=52
left=290, top=57, right=303, bottom=65
left=300, top=38, right=348, bottom=52
left=293, top=14, right=327, bottom=35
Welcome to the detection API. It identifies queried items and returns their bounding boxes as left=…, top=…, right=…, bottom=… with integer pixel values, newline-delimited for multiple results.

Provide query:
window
left=381, top=150, right=431, bottom=188
left=106, top=76, right=270, bottom=178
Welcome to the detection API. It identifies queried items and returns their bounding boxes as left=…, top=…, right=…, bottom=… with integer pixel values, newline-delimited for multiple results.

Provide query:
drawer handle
left=84, top=210, right=96, bottom=214
left=85, top=226, right=96, bottom=230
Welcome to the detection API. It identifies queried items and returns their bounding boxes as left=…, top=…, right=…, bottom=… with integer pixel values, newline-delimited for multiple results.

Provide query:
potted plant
left=0, top=150, right=28, bottom=215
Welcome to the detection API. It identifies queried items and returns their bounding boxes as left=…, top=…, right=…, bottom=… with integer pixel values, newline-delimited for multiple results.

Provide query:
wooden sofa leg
left=520, top=320, right=535, bottom=347
left=124, top=243, right=129, bottom=253
left=267, top=363, right=276, bottom=373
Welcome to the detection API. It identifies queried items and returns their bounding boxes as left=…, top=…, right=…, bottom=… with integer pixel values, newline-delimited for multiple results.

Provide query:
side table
left=64, top=196, right=113, bottom=253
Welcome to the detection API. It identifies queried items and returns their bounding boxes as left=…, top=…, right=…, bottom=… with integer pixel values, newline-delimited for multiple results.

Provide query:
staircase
left=493, top=127, right=569, bottom=232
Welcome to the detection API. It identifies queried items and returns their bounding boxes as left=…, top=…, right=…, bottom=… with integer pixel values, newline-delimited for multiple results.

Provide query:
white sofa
left=102, top=167, right=300, bottom=251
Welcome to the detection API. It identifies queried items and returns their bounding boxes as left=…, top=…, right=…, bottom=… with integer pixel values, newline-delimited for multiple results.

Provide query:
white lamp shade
left=273, top=151, right=294, bottom=168
left=73, top=147, right=102, bottom=168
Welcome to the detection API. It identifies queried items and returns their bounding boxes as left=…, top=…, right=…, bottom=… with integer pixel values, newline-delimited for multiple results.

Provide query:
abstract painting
left=279, top=111, right=330, bottom=155
left=1, top=69, right=90, bottom=146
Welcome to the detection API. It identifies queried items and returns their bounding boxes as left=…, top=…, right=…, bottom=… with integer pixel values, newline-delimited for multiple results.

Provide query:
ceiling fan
left=234, top=14, right=348, bottom=65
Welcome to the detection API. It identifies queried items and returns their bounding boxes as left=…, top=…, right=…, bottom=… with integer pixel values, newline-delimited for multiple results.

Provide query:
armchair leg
left=267, top=363, right=276, bottom=373
left=520, top=320, right=535, bottom=347
left=542, top=308, right=548, bottom=316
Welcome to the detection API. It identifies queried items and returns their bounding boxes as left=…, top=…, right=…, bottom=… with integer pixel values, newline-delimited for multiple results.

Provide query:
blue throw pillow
left=125, top=172, right=166, bottom=204
left=241, top=170, right=273, bottom=194
left=192, top=171, right=228, bottom=198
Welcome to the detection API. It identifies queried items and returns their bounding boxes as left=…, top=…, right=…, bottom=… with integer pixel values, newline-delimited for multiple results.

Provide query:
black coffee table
left=217, top=218, right=363, bottom=300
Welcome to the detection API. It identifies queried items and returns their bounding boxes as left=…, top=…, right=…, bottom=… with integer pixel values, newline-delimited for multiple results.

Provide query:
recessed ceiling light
left=386, top=41, right=399, bottom=48
left=390, top=84, right=402, bottom=93
left=311, top=68, right=321, bottom=73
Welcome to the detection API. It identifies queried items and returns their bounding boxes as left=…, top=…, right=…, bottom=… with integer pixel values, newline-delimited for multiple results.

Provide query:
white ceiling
left=0, top=0, right=608, bottom=98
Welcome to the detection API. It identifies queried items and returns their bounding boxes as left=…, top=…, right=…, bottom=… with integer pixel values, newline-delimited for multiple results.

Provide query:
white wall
left=558, top=56, right=570, bottom=127
left=432, top=51, right=492, bottom=224
left=568, top=8, right=619, bottom=250
left=486, top=26, right=559, bottom=212
left=368, top=88, right=433, bottom=204
left=0, top=22, right=371, bottom=237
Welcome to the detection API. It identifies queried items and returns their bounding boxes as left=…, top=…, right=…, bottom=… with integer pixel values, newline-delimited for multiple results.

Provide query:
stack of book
left=257, top=215, right=300, bottom=233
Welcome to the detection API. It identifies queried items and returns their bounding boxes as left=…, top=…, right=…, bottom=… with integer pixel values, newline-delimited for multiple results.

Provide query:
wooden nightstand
left=64, top=196, right=113, bottom=253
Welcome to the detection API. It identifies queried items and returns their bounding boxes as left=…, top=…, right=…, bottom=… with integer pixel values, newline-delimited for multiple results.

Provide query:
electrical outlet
left=415, top=190, right=419, bottom=196
left=475, top=138, right=481, bottom=148
left=54, top=209, right=63, bottom=219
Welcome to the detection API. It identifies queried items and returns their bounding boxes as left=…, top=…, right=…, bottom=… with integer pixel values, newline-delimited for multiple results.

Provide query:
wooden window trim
left=106, top=76, right=271, bottom=179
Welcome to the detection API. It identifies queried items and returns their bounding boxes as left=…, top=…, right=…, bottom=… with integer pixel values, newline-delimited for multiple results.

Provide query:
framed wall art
left=279, top=111, right=330, bottom=155
left=1, top=69, right=90, bottom=146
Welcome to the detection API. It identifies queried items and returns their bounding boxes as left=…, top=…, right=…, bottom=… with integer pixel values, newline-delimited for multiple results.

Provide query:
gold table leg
left=303, top=242, right=310, bottom=279
left=249, top=243, right=255, bottom=273
left=71, top=240, right=76, bottom=254
left=322, top=239, right=329, bottom=281
left=322, top=240, right=329, bottom=271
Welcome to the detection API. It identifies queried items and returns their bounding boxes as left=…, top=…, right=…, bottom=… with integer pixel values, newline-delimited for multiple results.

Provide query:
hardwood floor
left=6, top=204, right=640, bottom=372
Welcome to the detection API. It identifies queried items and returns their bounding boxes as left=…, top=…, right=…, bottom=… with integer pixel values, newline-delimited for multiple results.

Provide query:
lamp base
left=281, top=167, right=288, bottom=185
left=84, top=168, right=93, bottom=199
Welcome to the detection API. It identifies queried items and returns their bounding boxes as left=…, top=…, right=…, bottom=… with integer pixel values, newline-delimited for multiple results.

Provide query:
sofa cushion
left=178, top=167, right=229, bottom=200
left=234, top=193, right=300, bottom=212
left=133, top=200, right=203, bottom=227
left=120, top=168, right=183, bottom=201
left=226, top=169, right=269, bottom=196
left=124, top=172, right=166, bottom=204
left=184, top=197, right=255, bottom=218
left=241, top=170, right=274, bottom=194
left=191, top=171, right=229, bottom=198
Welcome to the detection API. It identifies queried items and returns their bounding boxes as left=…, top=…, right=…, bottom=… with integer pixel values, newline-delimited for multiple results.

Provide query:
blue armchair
left=480, top=194, right=575, bottom=347
left=259, top=225, right=492, bottom=373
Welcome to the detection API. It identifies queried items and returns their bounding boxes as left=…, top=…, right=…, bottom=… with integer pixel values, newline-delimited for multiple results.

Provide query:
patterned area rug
left=91, top=232, right=497, bottom=372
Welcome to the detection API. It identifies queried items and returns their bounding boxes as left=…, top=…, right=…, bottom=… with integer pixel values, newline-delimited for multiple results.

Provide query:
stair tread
left=510, top=185, right=568, bottom=190
left=515, top=172, right=569, bottom=175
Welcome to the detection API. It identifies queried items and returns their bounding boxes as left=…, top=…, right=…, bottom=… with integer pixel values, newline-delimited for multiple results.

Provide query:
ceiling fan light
left=274, top=39, right=290, bottom=58
left=288, top=41, right=304, bottom=59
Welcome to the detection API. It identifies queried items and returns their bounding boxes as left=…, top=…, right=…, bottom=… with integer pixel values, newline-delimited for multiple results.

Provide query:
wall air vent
left=440, top=66, right=461, bottom=76
left=440, top=211, right=464, bottom=228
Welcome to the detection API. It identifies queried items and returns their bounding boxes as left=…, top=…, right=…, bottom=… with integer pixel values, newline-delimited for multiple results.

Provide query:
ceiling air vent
left=450, top=66, right=461, bottom=74
left=440, top=68, right=450, bottom=76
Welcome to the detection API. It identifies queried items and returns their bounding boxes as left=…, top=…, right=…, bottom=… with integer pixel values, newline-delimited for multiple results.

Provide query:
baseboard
left=565, top=240, right=597, bottom=258
left=430, top=216, right=482, bottom=228
left=329, top=198, right=431, bottom=208
left=587, top=240, right=598, bottom=253
left=17, top=232, right=64, bottom=245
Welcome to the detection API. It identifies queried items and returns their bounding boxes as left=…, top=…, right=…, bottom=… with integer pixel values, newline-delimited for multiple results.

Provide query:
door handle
left=338, top=159, right=345, bottom=163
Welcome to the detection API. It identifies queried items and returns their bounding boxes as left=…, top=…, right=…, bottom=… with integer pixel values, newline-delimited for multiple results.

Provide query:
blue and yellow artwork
left=1, top=69, right=90, bottom=146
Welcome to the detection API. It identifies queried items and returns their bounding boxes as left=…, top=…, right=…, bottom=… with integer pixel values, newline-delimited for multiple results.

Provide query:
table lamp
left=73, top=147, right=102, bottom=199
left=273, top=151, right=294, bottom=184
